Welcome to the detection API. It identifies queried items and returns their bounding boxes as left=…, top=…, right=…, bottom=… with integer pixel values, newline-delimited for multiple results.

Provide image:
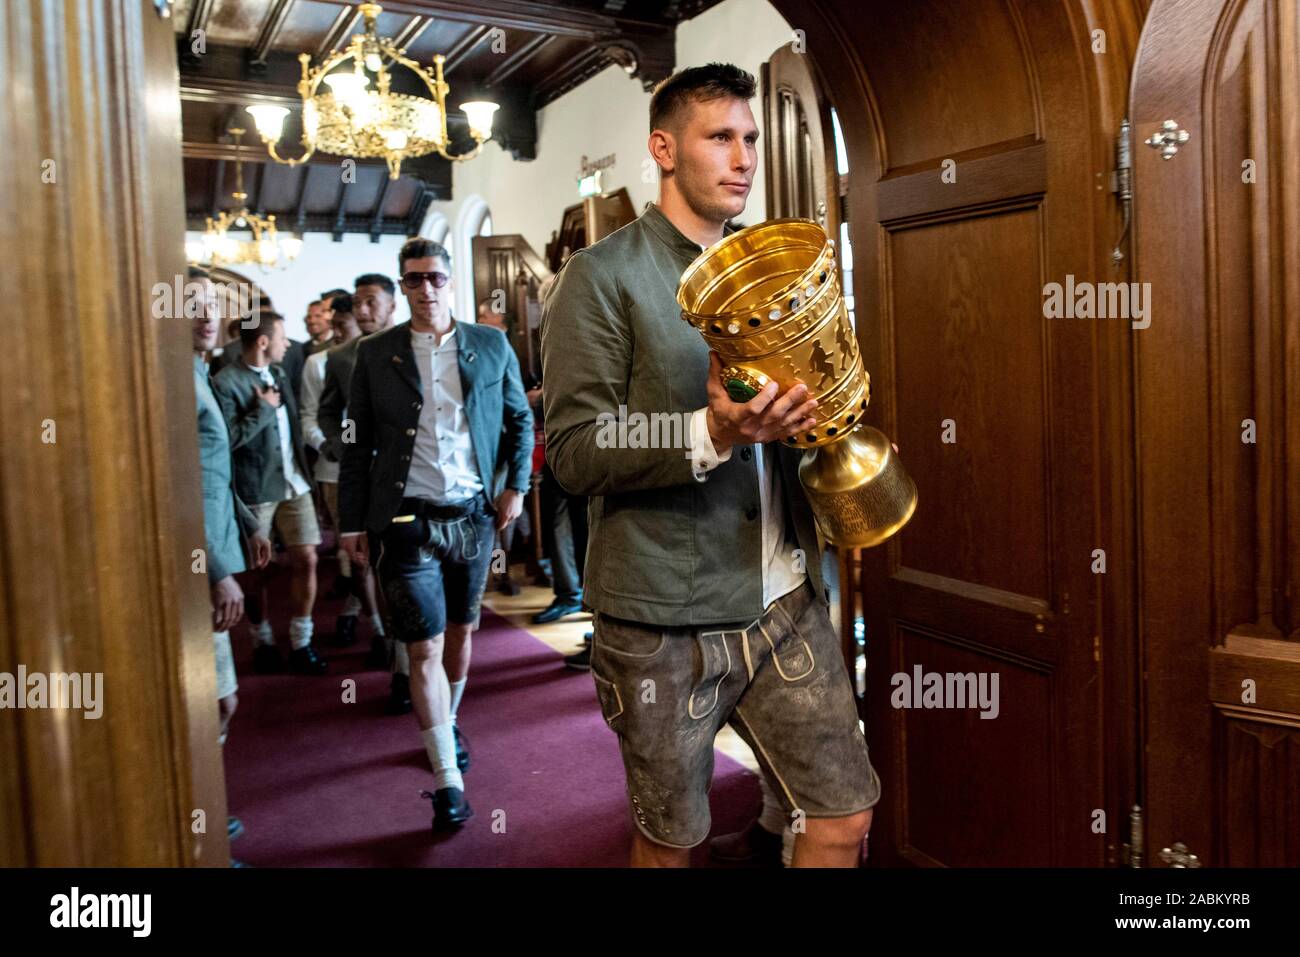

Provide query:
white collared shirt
left=405, top=326, right=483, bottom=502
left=247, top=361, right=312, bottom=500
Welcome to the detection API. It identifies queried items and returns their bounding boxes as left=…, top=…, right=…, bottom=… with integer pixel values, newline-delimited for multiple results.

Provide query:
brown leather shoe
left=708, top=819, right=783, bottom=865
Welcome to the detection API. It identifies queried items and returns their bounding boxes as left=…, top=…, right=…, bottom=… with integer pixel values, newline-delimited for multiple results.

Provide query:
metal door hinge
left=1159, top=841, right=1202, bottom=868
left=1122, top=804, right=1143, bottom=867
left=1111, top=119, right=1133, bottom=266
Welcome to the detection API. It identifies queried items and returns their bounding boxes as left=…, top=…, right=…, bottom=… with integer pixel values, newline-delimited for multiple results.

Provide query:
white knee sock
left=289, top=616, right=313, bottom=651
left=448, top=678, right=467, bottom=724
left=370, top=612, right=386, bottom=636
left=252, top=619, right=274, bottom=646
left=422, top=722, right=463, bottom=791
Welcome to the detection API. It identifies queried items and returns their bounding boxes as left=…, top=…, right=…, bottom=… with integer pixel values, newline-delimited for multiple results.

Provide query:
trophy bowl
left=677, top=218, right=916, bottom=548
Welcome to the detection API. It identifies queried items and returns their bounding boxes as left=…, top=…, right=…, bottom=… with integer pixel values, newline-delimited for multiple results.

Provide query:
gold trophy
left=677, top=218, right=916, bottom=548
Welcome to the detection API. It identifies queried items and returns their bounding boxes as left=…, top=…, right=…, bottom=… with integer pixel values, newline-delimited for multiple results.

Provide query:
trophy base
left=797, top=424, right=917, bottom=548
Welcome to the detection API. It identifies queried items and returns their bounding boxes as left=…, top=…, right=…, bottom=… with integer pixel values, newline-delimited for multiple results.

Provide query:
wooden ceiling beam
left=484, top=34, right=555, bottom=87
left=317, top=5, right=364, bottom=59
left=251, top=0, right=297, bottom=66
left=309, top=0, right=632, bottom=39
left=441, top=23, right=489, bottom=75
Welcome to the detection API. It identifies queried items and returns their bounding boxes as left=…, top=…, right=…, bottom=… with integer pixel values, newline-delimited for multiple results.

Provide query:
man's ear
left=648, top=129, right=674, bottom=174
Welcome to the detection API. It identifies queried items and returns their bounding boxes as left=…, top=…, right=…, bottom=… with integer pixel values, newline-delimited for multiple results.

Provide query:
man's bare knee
left=407, top=635, right=444, bottom=662
left=806, top=808, right=872, bottom=846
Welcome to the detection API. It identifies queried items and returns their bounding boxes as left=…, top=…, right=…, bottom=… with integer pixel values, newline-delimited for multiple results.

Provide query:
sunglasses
left=400, top=270, right=451, bottom=290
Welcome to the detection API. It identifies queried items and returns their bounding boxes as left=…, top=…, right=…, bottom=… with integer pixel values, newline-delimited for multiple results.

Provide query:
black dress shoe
left=494, top=573, right=520, bottom=596
left=564, top=645, right=591, bottom=671
left=582, top=631, right=593, bottom=646
left=227, top=817, right=245, bottom=842
left=386, top=673, right=412, bottom=715
left=364, top=635, right=389, bottom=669
left=331, top=614, right=358, bottom=647
left=252, top=643, right=284, bottom=674
left=289, top=644, right=328, bottom=675
left=453, top=724, right=470, bottom=772
left=421, top=787, right=473, bottom=831
left=533, top=597, right=584, bottom=624
left=230, top=858, right=252, bottom=868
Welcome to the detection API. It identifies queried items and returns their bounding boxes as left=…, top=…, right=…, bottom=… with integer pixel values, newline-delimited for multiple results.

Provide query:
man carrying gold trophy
left=541, top=63, right=886, bottom=867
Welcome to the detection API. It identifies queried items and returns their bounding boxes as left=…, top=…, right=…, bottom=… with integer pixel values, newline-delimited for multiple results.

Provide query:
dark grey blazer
left=338, top=319, right=534, bottom=535
left=317, top=335, right=363, bottom=463
left=212, top=358, right=315, bottom=506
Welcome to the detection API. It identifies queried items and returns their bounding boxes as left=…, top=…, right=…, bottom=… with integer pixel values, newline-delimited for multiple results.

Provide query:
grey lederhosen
left=590, top=577, right=882, bottom=848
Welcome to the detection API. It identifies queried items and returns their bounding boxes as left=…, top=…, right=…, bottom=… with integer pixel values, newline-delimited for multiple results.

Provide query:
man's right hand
left=211, top=574, right=244, bottom=631
left=256, top=385, right=282, bottom=408
left=704, top=351, right=819, bottom=456
left=340, top=533, right=369, bottom=568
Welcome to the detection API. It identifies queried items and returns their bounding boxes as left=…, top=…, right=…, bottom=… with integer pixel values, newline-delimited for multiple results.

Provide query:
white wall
left=186, top=230, right=406, bottom=341
left=423, top=0, right=793, bottom=310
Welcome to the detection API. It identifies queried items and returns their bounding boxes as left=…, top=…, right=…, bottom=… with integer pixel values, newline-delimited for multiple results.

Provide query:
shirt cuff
left=339, top=531, right=363, bottom=540
left=689, top=407, right=732, bottom=482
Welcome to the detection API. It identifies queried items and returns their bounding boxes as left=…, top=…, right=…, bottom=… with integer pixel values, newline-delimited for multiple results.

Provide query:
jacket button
left=401, top=455, right=411, bottom=462
left=740, top=447, right=752, bottom=461
left=746, top=505, right=758, bottom=520
left=405, top=428, right=416, bottom=436
left=395, top=481, right=404, bottom=489
left=412, top=401, right=420, bottom=409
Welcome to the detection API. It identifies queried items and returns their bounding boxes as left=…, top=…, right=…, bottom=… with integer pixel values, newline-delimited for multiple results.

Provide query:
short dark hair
left=329, top=293, right=354, bottom=314
left=649, top=62, right=756, bottom=134
left=320, top=287, right=348, bottom=300
left=353, top=273, right=395, bottom=296
left=238, top=310, right=282, bottom=348
left=307, top=298, right=322, bottom=309
left=398, top=237, right=452, bottom=275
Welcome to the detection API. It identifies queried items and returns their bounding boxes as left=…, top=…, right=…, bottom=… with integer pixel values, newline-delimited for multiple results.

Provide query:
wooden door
left=0, top=0, right=226, bottom=865
left=772, top=0, right=1144, bottom=866
left=761, top=43, right=840, bottom=237
left=1131, top=0, right=1300, bottom=867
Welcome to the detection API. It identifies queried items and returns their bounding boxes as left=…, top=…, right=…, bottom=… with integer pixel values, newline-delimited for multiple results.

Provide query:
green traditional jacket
left=540, top=202, right=828, bottom=627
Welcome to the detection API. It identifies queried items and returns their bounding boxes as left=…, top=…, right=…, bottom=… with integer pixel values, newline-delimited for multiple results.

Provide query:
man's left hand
left=250, top=533, right=273, bottom=569
left=494, top=489, right=524, bottom=531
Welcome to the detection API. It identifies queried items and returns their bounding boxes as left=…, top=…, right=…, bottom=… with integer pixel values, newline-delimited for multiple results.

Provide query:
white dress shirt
left=685, top=241, right=806, bottom=610
left=247, top=361, right=312, bottom=500
left=405, top=326, right=483, bottom=503
left=298, top=351, right=337, bottom=483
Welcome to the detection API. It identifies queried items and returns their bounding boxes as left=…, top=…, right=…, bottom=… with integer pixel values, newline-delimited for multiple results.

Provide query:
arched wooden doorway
left=767, top=0, right=1145, bottom=865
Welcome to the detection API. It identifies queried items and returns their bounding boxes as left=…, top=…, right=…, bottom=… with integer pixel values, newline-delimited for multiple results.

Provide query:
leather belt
left=391, top=493, right=484, bottom=524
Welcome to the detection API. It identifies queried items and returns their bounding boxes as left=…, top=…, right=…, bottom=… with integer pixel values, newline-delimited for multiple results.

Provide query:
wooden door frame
left=1, top=0, right=226, bottom=865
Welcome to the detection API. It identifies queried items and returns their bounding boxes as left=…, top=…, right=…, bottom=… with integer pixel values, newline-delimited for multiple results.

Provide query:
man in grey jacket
left=213, top=309, right=327, bottom=675
left=190, top=268, right=272, bottom=850
left=541, top=63, right=880, bottom=867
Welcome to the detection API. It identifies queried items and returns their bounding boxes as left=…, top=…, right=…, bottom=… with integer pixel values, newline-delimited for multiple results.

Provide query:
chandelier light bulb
left=365, top=51, right=383, bottom=73
left=281, top=235, right=303, bottom=260
left=324, top=72, right=369, bottom=109
left=246, top=105, right=289, bottom=143
left=459, top=101, right=499, bottom=140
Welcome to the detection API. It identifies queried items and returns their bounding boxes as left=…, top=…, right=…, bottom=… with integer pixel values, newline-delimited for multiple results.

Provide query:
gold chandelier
left=245, top=2, right=499, bottom=180
left=186, top=128, right=303, bottom=271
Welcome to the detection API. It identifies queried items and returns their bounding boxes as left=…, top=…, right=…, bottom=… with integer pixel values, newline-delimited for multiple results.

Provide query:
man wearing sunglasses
left=338, top=239, right=533, bottom=832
